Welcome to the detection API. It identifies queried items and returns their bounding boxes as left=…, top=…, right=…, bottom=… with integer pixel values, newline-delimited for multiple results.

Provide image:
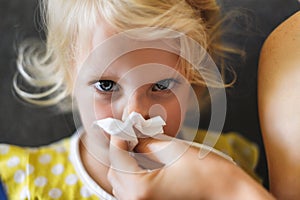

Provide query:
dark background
left=0, top=0, right=299, bottom=188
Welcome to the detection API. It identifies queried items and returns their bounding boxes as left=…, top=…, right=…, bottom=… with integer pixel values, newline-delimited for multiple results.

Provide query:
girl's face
left=74, top=22, right=192, bottom=140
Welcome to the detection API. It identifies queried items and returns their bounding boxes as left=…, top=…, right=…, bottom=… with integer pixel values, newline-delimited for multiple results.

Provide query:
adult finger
left=108, top=136, right=157, bottom=200
left=109, top=136, right=141, bottom=173
left=135, top=134, right=191, bottom=166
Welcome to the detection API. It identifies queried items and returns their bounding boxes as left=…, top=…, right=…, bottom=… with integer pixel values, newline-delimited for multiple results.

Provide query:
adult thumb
left=109, top=135, right=166, bottom=172
left=109, top=136, right=141, bottom=173
left=135, top=134, right=190, bottom=166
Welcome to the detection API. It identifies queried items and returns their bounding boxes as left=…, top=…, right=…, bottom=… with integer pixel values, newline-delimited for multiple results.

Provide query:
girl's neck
left=79, top=133, right=113, bottom=195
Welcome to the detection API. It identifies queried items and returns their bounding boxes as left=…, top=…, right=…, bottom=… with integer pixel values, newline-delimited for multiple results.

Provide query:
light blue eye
left=94, top=80, right=119, bottom=92
left=152, top=79, right=176, bottom=91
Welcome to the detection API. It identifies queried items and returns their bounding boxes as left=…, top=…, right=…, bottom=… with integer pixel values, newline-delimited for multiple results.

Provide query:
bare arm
left=258, top=11, right=300, bottom=200
left=108, top=137, right=274, bottom=200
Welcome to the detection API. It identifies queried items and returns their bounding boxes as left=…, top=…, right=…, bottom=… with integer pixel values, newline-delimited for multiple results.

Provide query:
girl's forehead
left=90, top=21, right=181, bottom=55
left=110, top=49, right=179, bottom=69
left=86, top=48, right=182, bottom=81
left=78, top=22, right=183, bottom=74
left=92, top=21, right=117, bottom=49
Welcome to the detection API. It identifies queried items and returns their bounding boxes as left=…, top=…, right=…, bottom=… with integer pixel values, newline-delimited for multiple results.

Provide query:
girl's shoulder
left=0, top=137, right=74, bottom=199
left=0, top=134, right=104, bottom=199
left=0, top=137, right=71, bottom=172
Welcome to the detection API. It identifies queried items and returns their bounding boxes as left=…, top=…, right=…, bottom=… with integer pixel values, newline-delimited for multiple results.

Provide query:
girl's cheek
left=93, top=102, right=113, bottom=120
left=162, top=106, right=184, bottom=137
left=93, top=97, right=125, bottom=120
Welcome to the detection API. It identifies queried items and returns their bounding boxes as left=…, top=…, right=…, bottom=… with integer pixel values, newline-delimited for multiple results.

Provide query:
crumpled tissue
left=94, top=112, right=166, bottom=150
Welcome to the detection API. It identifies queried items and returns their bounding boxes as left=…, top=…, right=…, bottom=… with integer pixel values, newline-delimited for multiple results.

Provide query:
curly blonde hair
left=14, top=0, right=236, bottom=109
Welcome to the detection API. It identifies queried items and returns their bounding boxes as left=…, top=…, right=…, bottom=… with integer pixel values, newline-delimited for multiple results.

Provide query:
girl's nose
left=126, top=89, right=151, bottom=120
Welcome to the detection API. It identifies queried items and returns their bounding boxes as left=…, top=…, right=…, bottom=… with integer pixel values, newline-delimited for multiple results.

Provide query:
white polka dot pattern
left=34, top=176, right=48, bottom=187
left=51, top=164, right=64, bottom=175
left=7, top=156, right=20, bottom=167
left=48, top=188, right=62, bottom=199
left=0, top=144, right=9, bottom=154
left=14, top=170, right=25, bottom=183
left=53, top=146, right=66, bottom=153
left=81, top=186, right=92, bottom=198
left=0, top=135, right=113, bottom=199
left=38, top=154, right=52, bottom=164
left=65, top=174, right=78, bottom=185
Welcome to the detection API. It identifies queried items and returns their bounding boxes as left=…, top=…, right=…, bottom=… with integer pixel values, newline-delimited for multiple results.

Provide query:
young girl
left=0, top=0, right=273, bottom=199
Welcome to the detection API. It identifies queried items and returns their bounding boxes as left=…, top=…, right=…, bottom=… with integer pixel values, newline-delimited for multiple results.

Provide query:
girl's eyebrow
left=98, top=67, right=122, bottom=79
left=98, top=75, right=119, bottom=81
left=85, top=64, right=119, bottom=79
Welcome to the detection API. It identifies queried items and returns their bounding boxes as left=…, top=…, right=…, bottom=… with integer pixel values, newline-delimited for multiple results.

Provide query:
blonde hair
left=14, top=0, right=236, bottom=109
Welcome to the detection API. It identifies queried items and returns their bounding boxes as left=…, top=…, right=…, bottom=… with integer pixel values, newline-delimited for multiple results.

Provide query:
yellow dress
left=0, top=129, right=260, bottom=199
left=0, top=130, right=113, bottom=200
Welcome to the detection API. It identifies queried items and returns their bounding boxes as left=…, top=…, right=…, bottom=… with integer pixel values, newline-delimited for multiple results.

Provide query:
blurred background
left=0, top=0, right=299, bottom=188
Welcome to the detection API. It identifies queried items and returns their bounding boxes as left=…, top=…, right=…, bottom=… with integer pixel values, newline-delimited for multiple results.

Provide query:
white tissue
left=94, top=112, right=166, bottom=150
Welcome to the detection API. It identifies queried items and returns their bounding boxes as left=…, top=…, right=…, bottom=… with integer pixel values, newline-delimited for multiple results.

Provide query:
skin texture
left=74, top=20, right=191, bottom=196
left=73, top=20, right=275, bottom=199
left=258, top=11, right=300, bottom=200
left=108, top=136, right=274, bottom=200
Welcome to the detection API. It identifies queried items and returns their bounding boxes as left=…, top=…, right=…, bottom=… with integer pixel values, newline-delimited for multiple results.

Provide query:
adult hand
left=108, top=135, right=274, bottom=200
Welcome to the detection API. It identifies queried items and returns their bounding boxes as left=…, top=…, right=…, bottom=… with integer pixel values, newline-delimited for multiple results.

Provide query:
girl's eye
left=152, top=79, right=176, bottom=91
left=94, top=80, right=119, bottom=92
